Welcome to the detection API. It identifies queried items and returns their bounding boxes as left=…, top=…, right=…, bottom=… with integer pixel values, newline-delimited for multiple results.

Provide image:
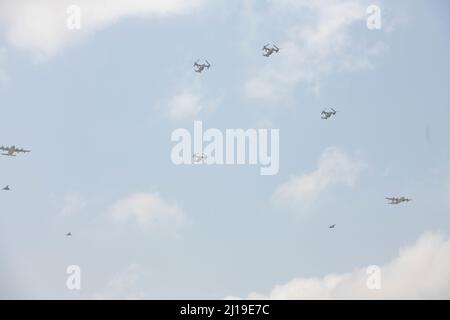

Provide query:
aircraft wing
left=16, top=149, right=30, bottom=153
left=0, top=146, right=9, bottom=151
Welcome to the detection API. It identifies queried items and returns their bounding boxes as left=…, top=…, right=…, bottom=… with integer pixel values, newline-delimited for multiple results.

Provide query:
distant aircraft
left=3, top=185, right=10, bottom=191
left=329, top=224, right=336, bottom=229
left=0, top=145, right=31, bottom=156
left=194, top=60, right=211, bottom=73
left=262, top=44, right=280, bottom=57
left=192, top=152, right=207, bottom=163
left=66, top=232, right=72, bottom=236
left=386, top=197, right=412, bottom=205
left=321, top=108, right=337, bottom=120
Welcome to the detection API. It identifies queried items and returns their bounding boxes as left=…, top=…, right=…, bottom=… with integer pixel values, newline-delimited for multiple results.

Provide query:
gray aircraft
left=192, top=152, right=207, bottom=163
left=262, top=44, right=280, bottom=57
left=329, top=224, right=336, bottom=229
left=66, top=232, right=72, bottom=236
left=3, top=185, right=10, bottom=191
left=194, top=60, right=211, bottom=73
left=0, top=145, right=31, bottom=156
left=321, top=108, right=337, bottom=119
left=386, top=197, right=412, bottom=205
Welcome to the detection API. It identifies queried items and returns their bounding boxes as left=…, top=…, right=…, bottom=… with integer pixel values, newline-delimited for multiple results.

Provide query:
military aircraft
left=192, top=152, right=207, bottom=163
left=329, top=224, right=336, bottom=229
left=321, top=108, right=337, bottom=119
left=262, top=44, right=280, bottom=57
left=3, top=185, right=10, bottom=191
left=0, top=145, right=31, bottom=156
left=66, top=232, right=72, bottom=236
left=386, top=197, right=412, bottom=205
left=194, top=60, right=211, bottom=73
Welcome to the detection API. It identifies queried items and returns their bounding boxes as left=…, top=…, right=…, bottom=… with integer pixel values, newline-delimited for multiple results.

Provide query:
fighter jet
left=386, top=197, right=412, bottom=205
left=0, top=145, right=31, bottom=156
left=66, top=232, right=72, bottom=236
left=262, top=44, right=280, bottom=57
left=194, top=60, right=211, bottom=73
left=3, top=185, right=10, bottom=191
left=192, top=152, right=207, bottom=163
left=321, top=108, right=337, bottom=120
left=329, top=224, right=336, bottom=229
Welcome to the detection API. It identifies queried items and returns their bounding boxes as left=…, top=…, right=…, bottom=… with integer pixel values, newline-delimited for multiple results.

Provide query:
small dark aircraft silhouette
left=321, top=108, right=337, bottom=120
left=386, top=197, right=412, bottom=205
left=192, top=152, right=207, bottom=163
left=194, top=60, right=211, bottom=73
left=0, top=145, right=30, bottom=156
left=262, top=44, right=280, bottom=57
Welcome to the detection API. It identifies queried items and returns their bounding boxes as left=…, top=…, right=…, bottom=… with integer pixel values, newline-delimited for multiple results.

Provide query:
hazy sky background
left=1, top=0, right=450, bottom=299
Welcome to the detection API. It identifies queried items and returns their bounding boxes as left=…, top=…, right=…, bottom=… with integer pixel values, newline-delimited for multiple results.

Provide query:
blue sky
left=1, top=0, right=450, bottom=299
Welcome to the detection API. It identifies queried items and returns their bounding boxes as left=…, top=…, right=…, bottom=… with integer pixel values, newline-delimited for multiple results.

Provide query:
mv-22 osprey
left=262, top=44, right=280, bottom=57
left=321, top=108, right=337, bottom=120
left=193, top=60, right=211, bottom=73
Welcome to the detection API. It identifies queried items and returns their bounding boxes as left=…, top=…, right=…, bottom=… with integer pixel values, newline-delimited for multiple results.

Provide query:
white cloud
left=227, top=231, right=450, bottom=299
left=243, top=0, right=388, bottom=99
left=0, top=0, right=205, bottom=57
left=60, top=192, right=87, bottom=216
left=109, top=192, right=185, bottom=231
left=274, top=147, right=366, bottom=208
left=165, top=80, right=221, bottom=121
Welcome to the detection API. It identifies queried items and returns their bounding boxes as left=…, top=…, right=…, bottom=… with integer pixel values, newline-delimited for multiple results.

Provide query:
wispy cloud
left=60, top=192, right=87, bottom=217
left=274, top=147, right=366, bottom=209
left=91, top=264, right=145, bottom=299
left=165, top=80, right=222, bottom=121
left=227, top=231, right=450, bottom=299
left=109, top=192, right=185, bottom=232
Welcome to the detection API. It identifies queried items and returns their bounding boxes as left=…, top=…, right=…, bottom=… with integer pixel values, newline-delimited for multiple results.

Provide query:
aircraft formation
left=1, top=144, right=70, bottom=236
left=193, top=44, right=413, bottom=230
left=1, top=43, right=413, bottom=237
left=1, top=146, right=30, bottom=194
